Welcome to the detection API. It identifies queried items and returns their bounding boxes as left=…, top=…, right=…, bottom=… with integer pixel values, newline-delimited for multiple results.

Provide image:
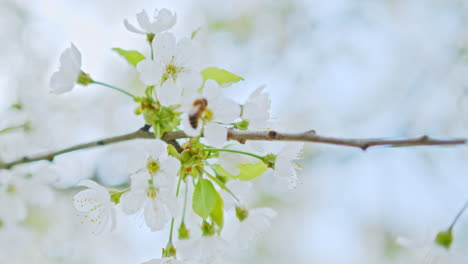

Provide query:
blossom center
left=146, top=186, right=158, bottom=199
left=147, top=158, right=161, bottom=174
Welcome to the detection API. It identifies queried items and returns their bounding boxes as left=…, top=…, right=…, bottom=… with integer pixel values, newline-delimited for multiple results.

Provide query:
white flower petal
left=203, top=80, right=221, bottom=100
left=137, top=59, right=163, bottom=86
left=50, top=44, right=82, bottom=94
left=152, top=8, right=177, bottom=32
left=158, top=79, right=182, bottom=106
left=144, top=199, right=170, bottom=231
left=159, top=156, right=181, bottom=179
left=120, top=190, right=146, bottom=214
left=123, top=19, right=145, bottom=34
left=212, top=98, right=240, bottom=123
left=149, top=139, right=168, bottom=160
left=204, top=122, right=227, bottom=147
left=136, top=10, right=152, bottom=32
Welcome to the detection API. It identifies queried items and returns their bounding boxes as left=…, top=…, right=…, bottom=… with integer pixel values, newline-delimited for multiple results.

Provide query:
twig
left=0, top=127, right=465, bottom=170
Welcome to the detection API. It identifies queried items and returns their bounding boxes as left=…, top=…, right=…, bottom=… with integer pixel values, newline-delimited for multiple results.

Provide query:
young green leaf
left=214, top=162, right=268, bottom=181
left=210, top=191, right=224, bottom=230
left=201, top=67, right=244, bottom=86
left=192, top=179, right=217, bottom=219
left=112, top=48, right=145, bottom=67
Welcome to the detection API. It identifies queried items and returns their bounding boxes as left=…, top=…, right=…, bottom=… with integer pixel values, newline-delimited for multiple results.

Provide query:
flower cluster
left=52, top=7, right=304, bottom=264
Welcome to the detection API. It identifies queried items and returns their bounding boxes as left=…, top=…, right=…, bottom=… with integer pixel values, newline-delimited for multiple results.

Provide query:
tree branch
left=0, top=127, right=465, bottom=170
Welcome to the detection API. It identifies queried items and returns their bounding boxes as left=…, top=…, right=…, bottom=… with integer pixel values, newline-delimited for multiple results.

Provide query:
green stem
left=150, top=42, right=154, bottom=60
left=176, top=175, right=182, bottom=197
left=207, top=148, right=264, bottom=161
left=449, top=199, right=468, bottom=231
left=92, top=81, right=136, bottom=99
left=0, top=123, right=28, bottom=134
left=204, top=169, right=240, bottom=202
left=182, top=182, right=188, bottom=222
left=168, top=218, right=175, bottom=243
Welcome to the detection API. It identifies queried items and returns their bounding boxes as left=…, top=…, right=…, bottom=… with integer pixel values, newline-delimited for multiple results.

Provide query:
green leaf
left=192, top=179, right=217, bottom=219
left=210, top=191, right=224, bottom=230
left=435, top=230, right=453, bottom=249
left=112, top=48, right=145, bottom=67
left=214, top=162, right=268, bottom=181
left=201, top=67, right=244, bottom=86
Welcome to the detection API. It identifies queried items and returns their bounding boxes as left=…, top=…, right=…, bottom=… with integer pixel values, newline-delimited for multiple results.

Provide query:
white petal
left=123, top=19, right=145, bottom=34
left=144, top=199, right=170, bottom=231
left=137, top=59, right=163, bottom=86
left=158, top=80, right=182, bottom=106
left=154, top=32, right=177, bottom=65
left=203, top=80, right=220, bottom=100
left=73, top=189, right=103, bottom=212
left=159, top=156, right=181, bottom=179
left=69, top=43, right=82, bottom=69
left=50, top=70, right=75, bottom=94
left=153, top=8, right=177, bottom=32
left=243, top=86, right=271, bottom=129
left=77, top=179, right=108, bottom=195
left=136, top=10, right=152, bottom=32
left=212, top=98, right=241, bottom=123
left=279, top=143, right=304, bottom=161
left=204, top=122, right=227, bottom=147
left=120, top=190, right=146, bottom=214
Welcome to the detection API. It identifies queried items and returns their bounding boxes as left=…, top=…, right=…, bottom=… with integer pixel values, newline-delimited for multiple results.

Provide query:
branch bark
left=0, top=127, right=465, bottom=170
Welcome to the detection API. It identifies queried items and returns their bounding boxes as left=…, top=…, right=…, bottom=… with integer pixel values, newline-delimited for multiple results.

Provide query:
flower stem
left=0, top=123, right=28, bottom=134
left=168, top=218, right=175, bottom=243
left=449, top=199, right=468, bottom=232
left=182, top=182, right=188, bottom=222
left=92, top=81, right=136, bottom=99
left=176, top=175, right=182, bottom=197
left=207, top=148, right=264, bottom=161
left=204, top=169, right=240, bottom=202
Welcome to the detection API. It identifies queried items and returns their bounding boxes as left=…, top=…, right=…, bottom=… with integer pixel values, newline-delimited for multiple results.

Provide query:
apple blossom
left=124, top=9, right=177, bottom=35
left=137, top=32, right=201, bottom=106
left=73, top=180, right=116, bottom=234
left=120, top=140, right=180, bottom=231
left=241, top=86, right=272, bottom=130
left=183, top=80, right=240, bottom=146
left=50, top=43, right=85, bottom=94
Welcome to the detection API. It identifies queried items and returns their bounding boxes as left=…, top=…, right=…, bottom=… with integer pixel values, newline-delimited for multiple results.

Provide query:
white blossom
left=124, top=8, right=176, bottom=35
left=183, top=80, right=240, bottom=146
left=223, top=207, right=277, bottom=251
left=120, top=140, right=180, bottom=231
left=0, top=168, right=55, bottom=227
left=274, top=143, right=304, bottom=189
left=242, top=85, right=272, bottom=130
left=50, top=43, right=82, bottom=94
left=137, top=32, right=201, bottom=106
left=73, top=180, right=116, bottom=235
left=178, top=235, right=228, bottom=263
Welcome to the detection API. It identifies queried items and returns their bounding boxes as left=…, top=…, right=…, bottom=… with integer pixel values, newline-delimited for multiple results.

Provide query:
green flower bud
left=235, top=206, right=249, bottom=222
left=178, top=222, right=190, bottom=239
left=263, top=153, right=277, bottom=169
left=162, top=241, right=176, bottom=258
left=435, top=229, right=453, bottom=249
left=201, top=220, right=216, bottom=236
left=76, top=71, right=93, bottom=86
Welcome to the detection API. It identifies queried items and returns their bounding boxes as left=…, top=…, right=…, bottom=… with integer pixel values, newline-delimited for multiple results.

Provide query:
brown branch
left=0, top=127, right=465, bottom=170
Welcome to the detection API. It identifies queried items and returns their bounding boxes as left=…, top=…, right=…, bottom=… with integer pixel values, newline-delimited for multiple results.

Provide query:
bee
left=188, top=98, right=208, bottom=129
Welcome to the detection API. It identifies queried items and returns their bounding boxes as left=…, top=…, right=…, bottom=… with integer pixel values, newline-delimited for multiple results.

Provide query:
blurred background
left=2, top=0, right=468, bottom=263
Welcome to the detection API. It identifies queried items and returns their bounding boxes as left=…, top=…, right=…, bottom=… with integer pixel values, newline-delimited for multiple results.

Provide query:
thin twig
left=0, top=127, right=465, bottom=170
